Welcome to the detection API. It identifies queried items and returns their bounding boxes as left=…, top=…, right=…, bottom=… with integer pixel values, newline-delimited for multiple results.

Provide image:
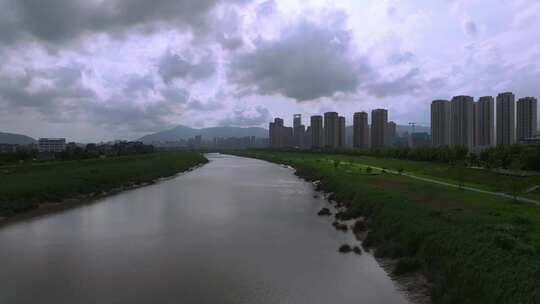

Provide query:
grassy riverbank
left=232, top=150, right=540, bottom=304
left=0, top=152, right=207, bottom=218
left=302, top=152, right=540, bottom=194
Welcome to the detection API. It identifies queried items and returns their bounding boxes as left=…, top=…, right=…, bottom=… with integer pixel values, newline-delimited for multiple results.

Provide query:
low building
left=519, top=136, right=540, bottom=146
left=411, top=132, right=431, bottom=147
left=38, top=138, right=66, bottom=153
left=0, top=144, right=18, bottom=154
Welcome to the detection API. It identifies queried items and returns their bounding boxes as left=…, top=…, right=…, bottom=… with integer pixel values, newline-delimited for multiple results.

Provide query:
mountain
left=345, top=124, right=429, bottom=138
left=139, top=125, right=268, bottom=143
left=141, top=124, right=429, bottom=144
left=0, top=132, right=36, bottom=145
left=396, top=124, right=430, bottom=136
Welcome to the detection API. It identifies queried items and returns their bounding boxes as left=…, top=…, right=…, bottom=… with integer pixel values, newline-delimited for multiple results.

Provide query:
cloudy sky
left=0, top=0, right=539, bottom=142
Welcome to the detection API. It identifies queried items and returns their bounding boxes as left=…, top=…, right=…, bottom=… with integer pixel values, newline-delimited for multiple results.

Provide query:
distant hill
left=0, top=132, right=36, bottom=145
left=141, top=124, right=429, bottom=143
left=396, top=124, right=430, bottom=136
left=345, top=124, right=429, bottom=138
left=139, top=125, right=268, bottom=143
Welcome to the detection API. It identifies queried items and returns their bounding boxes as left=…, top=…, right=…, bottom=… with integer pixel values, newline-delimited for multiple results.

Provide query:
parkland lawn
left=233, top=150, right=540, bottom=304
left=0, top=152, right=207, bottom=217
left=323, top=153, right=540, bottom=194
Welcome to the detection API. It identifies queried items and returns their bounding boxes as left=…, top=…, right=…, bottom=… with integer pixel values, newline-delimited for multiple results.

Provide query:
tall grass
left=0, top=152, right=207, bottom=216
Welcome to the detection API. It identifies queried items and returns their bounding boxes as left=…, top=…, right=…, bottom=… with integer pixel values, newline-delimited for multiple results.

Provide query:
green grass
left=330, top=154, right=540, bottom=193
left=233, top=150, right=540, bottom=304
left=0, top=152, right=207, bottom=217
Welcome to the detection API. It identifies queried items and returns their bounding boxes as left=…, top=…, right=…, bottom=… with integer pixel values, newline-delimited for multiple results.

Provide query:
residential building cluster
left=0, top=138, right=155, bottom=159
left=269, top=110, right=399, bottom=149
left=38, top=138, right=67, bottom=153
left=431, top=93, right=538, bottom=150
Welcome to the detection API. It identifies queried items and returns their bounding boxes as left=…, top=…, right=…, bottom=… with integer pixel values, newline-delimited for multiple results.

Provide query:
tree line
left=327, top=144, right=540, bottom=171
left=0, top=141, right=155, bottom=165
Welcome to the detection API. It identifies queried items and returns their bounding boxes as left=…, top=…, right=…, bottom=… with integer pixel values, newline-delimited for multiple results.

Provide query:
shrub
left=374, top=241, right=406, bottom=259
left=394, top=257, right=422, bottom=275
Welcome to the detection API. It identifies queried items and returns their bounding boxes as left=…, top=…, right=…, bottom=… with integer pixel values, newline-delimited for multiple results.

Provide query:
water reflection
left=0, top=154, right=410, bottom=304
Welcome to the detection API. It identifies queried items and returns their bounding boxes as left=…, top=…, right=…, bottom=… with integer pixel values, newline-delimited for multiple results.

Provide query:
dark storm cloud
left=256, top=0, right=277, bottom=17
left=159, top=87, right=190, bottom=104
left=216, top=34, right=244, bottom=50
left=158, top=50, right=217, bottom=83
left=84, top=93, right=188, bottom=133
left=229, top=18, right=365, bottom=101
left=123, top=75, right=155, bottom=98
left=0, top=0, right=249, bottom=44
left=0, top=64, right=191, bottom=133
left=219, top=106, right=271, bottom=127
left=363, top=68, right=423, bottom=98
left=186, top=99, right=224, bottom=112
left=463, top=19, right=478, bottom=37
left=387, top=51, right=416, bottom=64
left=0, top=65, right=94, bottom=120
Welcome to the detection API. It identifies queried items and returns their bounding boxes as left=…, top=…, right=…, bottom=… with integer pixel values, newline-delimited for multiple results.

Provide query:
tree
left=509, top=159, right=524, bottom=202
left=468, top=153, right=479, bottom=167
left=453, top=160, right=466, bottom=190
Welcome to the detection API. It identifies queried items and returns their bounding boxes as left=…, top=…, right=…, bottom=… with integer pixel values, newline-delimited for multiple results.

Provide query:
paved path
left=343, top=161, right=540, bottom=206
left=524, top=185, right=540, bottom=193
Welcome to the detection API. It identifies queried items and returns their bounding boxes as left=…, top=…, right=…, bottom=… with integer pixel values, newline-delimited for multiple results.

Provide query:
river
left=0, top=154, right=411, bottom=304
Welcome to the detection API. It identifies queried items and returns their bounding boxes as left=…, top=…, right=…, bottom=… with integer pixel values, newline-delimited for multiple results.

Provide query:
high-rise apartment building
left=310, top=115, right=324, bottom=148
left=517, top=97, right=538, bottom=141
left=496, top=92, right=515, bottom=146
left=385, top=121, right=397, bottom=146
left=450, top=95, right=475, bottom=149
left=431, top=100, right=451, bottom=147
left=304, top=126, right=312, bottom=148
left=293, top=114, right=305, bottom=148
left=324, top=112, right=339, bottom=148
left=371, top=109, right=388, bottom=148
left=476, top=96, right=495, bottom=147
left=338, top=116, right=346, bottom=147
left=269, top=118, right=284, bottom=148
left=283, top=127, right=294, bottom=147
left=353, top=112, right=369, bottom=148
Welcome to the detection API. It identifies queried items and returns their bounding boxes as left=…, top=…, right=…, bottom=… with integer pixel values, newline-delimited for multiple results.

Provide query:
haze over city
left=1, top=0, right=539, bottom=142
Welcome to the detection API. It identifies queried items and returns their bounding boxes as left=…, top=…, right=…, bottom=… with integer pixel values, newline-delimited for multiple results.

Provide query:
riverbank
left=0, top=152, right=208, bottom=222
left=231, top=151, right=540, bottom=304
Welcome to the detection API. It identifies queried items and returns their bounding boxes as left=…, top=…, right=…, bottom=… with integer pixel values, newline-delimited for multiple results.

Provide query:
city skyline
left=269, top=91, right=538, bottom=151
left=0, top=1, right=539, bottom=142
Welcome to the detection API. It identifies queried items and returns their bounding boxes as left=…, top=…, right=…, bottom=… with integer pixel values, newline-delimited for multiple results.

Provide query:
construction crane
left=408, top=122, right=416, bottom=148
left=408, top=122, right=417, bottom=134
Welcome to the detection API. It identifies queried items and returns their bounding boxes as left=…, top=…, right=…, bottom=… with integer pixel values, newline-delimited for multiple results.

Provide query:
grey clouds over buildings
left=0, top=0, right=539, bottom=142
